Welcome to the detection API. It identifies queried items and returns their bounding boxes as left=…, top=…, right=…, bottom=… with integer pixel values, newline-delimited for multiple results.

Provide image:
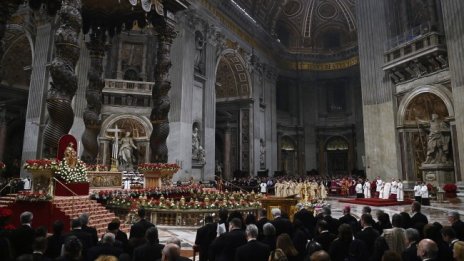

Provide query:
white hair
left=271, top=208, right=281, bottom=218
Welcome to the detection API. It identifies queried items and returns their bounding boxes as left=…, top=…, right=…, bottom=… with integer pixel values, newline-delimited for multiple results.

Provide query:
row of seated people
left=193, top=202, right=464, bottom=261
left=3, top=201, right=464, bottom=261
left=0, top=208, right=190, bottom=261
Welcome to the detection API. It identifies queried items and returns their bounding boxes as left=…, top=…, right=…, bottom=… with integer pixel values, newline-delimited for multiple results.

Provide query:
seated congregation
left=2, top=201, right=464, bottom=261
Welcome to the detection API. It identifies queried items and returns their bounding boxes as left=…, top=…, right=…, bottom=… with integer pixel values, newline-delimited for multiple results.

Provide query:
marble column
left=150, top=18, right=177, bottom=162
left=81, top=28, right=107, bottom=163
left=43, top=0, right=82, bottom=157
left=203, top=34, right=217, bottom=181
left=0, top=108, right=6, bottom=161
left=70, top=35, right=90, bottom=155
left=357, top=0, right=400, bottom=180
left=441, top=0, right=464, bottom=180
left=21, top=21, right=54, bottom=177
left=224, top=125, right=231, bottom=180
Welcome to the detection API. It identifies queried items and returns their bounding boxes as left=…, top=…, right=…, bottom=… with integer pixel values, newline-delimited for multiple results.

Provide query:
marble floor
left=157, top=197, right=464, bottom=258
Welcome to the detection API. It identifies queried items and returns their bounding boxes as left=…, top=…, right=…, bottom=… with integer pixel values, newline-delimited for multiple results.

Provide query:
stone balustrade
left=103, top=79, right=155, bottom=94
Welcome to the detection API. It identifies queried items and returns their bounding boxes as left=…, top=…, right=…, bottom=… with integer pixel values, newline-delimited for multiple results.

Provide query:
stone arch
left=215, top=49, right=252, bottom=101
left=397, top=85, right=454, bottom=126
left=1, top=25, right=33, bottom=89
left=100, top=114, right=152, bottom=138
left=325, top=136, right=349, bottom=151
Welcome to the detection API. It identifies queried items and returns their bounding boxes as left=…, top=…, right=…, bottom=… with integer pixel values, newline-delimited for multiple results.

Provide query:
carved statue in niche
left=192, top=125, right=206, bottom=164
left=259, top=138, right=266, bottom=169
left=194, top=31, right=205, bottom=73
left=417, top=114, right=451, bottom=164
left=118, top=131, right=138, bottom=170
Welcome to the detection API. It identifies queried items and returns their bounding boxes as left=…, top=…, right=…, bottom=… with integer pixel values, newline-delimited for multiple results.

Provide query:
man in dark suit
left=80, top=213, right=98, bottom=246
left=356, top=214, right=379, bottom=256
left=270, top=208, right=293, bottom=237
left=130, top=208, right=155, bottom=239
left=107, top=220, right=128, bottom=251
left=339, top=206, right=360, bottom=233
left=411, top=201, right=429, bottom=236
left=129, top=207, right=155, bottom=253
left=194, top=216, right=217, bottom=261
left=132, top=227, right=164, bottom=261
left=86, top=233, right=123, bottom=261
left=255, top=209, right=268, bottom=240
left=314, top=220, right=337, bottom=253
left=319, top=206, right=340, bottom=235
left=10, top=211, right=35, bottom=257
left=23, top=237, right=52, bottom=261
left=417, top=239, right=439, bottom=261
left=165, top=237, right=192, bottom=261
left=235, top=224, right=270, bottom=261
left=448, top=211, right=464, bottom=240
left=402, top=228, right=421, bottom=261
left=441, top=226, right=459, bottom=252
left=66, top=218, right=95, bottom=255
left=209, top=218, right=247, bottom=261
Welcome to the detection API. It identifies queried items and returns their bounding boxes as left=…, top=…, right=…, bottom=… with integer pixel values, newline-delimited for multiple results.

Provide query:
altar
left=260, top=196, right=298, bottom=221
left=87, top=171, right=122, bottom=188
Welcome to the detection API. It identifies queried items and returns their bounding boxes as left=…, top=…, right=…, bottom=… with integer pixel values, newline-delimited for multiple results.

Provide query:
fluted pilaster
left=441, top=0, right=464, bottom=179
left=43, top=0, right=82, bottom=157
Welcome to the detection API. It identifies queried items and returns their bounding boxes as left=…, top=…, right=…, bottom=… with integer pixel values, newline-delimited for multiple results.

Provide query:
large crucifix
left=106, top=125, right=124, bottom=170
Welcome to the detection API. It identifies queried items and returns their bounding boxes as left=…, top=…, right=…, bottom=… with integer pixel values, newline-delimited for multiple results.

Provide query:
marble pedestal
left=420, top=163, right=455, bottom=185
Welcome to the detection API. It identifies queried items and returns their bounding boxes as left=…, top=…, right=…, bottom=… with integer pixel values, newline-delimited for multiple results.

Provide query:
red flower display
left=0, top=162, right=5, bottom=170
left=443, top=183, right=458, bottom=193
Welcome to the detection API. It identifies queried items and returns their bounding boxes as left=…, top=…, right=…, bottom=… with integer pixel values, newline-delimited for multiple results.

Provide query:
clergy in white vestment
left=397, top=179, right=404, bottom=201
left=413, top=182, right=422, bottom=202
left=421, top=183, right=430, bottom=206
left=363, top=179, right=371, bottom=198
left=376, top=177, right=383, bottom=198
left=260, top=181, right=267, bottom=194
left=390, top=179, right=398, bottom=200
left=355, top=181, right=364, bottom=198
left=320, top=183, right=328, bottom=200
left=382, top=181, right=391, bottom=199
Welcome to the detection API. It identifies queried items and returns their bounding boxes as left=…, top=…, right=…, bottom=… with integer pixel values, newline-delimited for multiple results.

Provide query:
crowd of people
left=0, top=208, right=190, bottom=261
left=193, top=201, right=464, bottom=261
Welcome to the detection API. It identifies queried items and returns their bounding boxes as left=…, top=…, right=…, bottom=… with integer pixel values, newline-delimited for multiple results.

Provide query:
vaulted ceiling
left=232, top=0, right=357, bottom=52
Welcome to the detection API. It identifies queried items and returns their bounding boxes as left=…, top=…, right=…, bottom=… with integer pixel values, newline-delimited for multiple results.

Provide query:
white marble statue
left=119, top=131, right=137, bottom=170
left=417, top=114, right=451, bottom=164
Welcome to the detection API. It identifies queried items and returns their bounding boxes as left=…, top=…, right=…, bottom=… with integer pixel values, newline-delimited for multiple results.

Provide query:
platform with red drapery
left=54, top=181, right=89, bottom=196
left=338, top=197, right=413, bottom=206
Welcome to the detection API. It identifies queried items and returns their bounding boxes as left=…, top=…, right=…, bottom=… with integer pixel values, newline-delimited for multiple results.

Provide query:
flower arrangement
left=138, top=163, right=180, bottom=172
left=55, top=159, right=88, bottom=184
left=103, top=189, right=262, bottom=211
left=296, top=201, right=330, bottom=212
left=0, top=207, right=15, bottom=230
left=16, top=191, right=52, bottom=202
left=443, top=183, right=458, bottom=193
left=23, top=159, right=58, bottom=171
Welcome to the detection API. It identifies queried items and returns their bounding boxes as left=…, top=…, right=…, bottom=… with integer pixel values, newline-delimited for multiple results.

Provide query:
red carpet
left=338, top=197, right=413, bottom=206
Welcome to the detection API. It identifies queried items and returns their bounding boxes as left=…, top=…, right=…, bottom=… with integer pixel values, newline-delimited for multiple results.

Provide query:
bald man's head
left=310, top=250, right=331, bottom=261
left=417, top=239, right=438, bottom=260
left=162, top=243, right=180, bottom=261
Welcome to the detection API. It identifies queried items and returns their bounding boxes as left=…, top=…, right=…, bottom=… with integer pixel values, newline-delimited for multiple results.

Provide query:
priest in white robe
left=355, top=180, right=364, bottom=198
left=421, top=183, right=430, bottom=206
left=397, top=179, right=404, bottom=201
left=382, top=181, right=391, bottom=199
left=390, top=179, right=398, bottom=200
left=376, top=177, right=383, bottom=198
left=363, top=179, right=371, bottom=198
left=413, top=182, right=422, bottom=202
